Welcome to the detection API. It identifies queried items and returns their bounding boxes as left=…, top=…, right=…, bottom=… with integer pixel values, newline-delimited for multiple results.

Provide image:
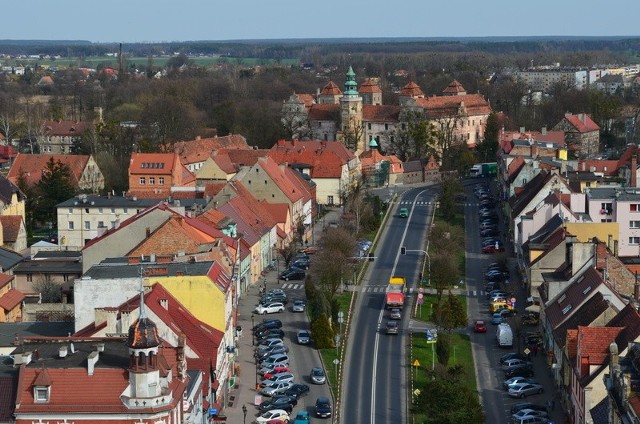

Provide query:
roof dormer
left=32, top=368, right=52, bottom=403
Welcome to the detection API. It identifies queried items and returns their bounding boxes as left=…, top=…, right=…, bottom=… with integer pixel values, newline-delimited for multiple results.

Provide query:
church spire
left=343, top=66, right=359, bottom=96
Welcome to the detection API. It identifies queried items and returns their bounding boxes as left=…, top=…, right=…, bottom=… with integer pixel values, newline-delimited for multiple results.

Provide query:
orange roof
left=256, top=157, right=305, bottom=203
left=0, top=273, right=13, bottom=290
left=7, top=154, right=90, bottom=188
left=0, top=288, right=25, bottom=311
left=360, top=149, right=403, bottom=174
left=442, top=80, right=466, bottom=95
left=575, top=325, right=624, bottom=364
left=0, top=215, right=22, bottom=243
left=42, top=120, right=91, bottom=137
left=400, top=82, right=424, bottom=97
left=500, top=130, right=566, bottom=146
left=269, top=140, right=356, bottom=178
left=295, top=93, right=315, bottom=108
left=320, top=81, right=342, bottom=96
left=417, top=93, right=491, bottom=118
left=563, top=113, right=600, bottom=133
left=174, top=134, right=248, bottom=165
left=129, top=152, right=177, bottom=176
left=577, top=159, right=619, bottom=176
left=210, top=150, right=238, bottom=174
left=359, top=78, right=382, bottom=94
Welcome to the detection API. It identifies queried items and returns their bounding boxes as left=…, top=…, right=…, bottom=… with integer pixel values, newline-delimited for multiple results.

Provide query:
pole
left=432, top=343, right=435, bottom=371
left=251, top=315, right=255, bottom=346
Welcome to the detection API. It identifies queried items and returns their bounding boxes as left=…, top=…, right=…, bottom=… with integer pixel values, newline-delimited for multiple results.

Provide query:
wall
left=73, top=276, right=141, bottom=331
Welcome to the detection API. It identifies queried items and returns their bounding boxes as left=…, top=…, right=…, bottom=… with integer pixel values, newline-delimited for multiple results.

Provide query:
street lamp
left=242, top=404, right=247, bottom=424
left=400, top=247, right=431, bottom=285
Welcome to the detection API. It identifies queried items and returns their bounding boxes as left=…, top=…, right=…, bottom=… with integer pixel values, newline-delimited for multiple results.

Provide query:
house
left=7, top=153, right=104, bottom=193
left=359, top=148, right=403, bottom=187
left=38, top=119, right=92, bottom=154
left=11, top=320, right=197, bottom=423
left=0, top=215, right=27, bottom=252
left=0, top=273, right=24, bottom=322
left=174, top=134, right=249, bottom=173
left=0, top=174, right=26, bottom=222
left=594, top=73, right=628, bottom=95
left=75, top=283, right=227, bottom=412
left=0, top=145, right=18, bottom=169
left=553, top=113, right=601, bottom=159
left=128, top=152, right=195, bottom=197
left=12, top=250, right=82, bottom=298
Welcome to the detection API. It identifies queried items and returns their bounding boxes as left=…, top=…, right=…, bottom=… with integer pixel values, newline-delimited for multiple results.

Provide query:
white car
left=260, top=372, right=295, bottom=387
left=257, top=338, right=285, bottom=349
left=256, top=409, right=290, bottom=423
left=260, top=381, right=293, bottom=396
left=255, top=302, right=285, bottom=315
left=512, top=409, right=548, bottom=420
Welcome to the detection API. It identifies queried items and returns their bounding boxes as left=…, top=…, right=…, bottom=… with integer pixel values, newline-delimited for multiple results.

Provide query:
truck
left=496, top=323, right=513, bottom=347
left=385, top=276, right=406, bottom=309
left=469, top=162, right=497, bottom=178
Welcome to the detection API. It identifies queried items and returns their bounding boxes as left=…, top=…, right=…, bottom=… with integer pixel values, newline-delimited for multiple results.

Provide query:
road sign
left=417, top=293, right=424, bottom=300
left=337, top=311, right=344, bottom=319
left=418, top=287, right=424, bottom=294
left=414, top=389, right=421, bottom=396
left=417, top=297, right=424, bottom=305
left=413, top=359, right=420, bottom=367
left=523, top=348, right=531, bottom=355
left=333, top=358, right=339, bottom=365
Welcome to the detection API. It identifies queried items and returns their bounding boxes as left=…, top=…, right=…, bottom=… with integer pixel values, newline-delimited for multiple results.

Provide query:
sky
left=3, top=0, right=640, bottom=43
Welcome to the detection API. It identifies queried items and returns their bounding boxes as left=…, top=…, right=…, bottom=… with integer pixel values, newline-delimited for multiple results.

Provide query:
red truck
left=385, top=277, right=406, bottom=309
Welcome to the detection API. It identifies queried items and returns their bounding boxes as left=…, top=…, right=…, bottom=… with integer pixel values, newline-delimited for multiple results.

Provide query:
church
left=282, top=67, right=492, bottom=156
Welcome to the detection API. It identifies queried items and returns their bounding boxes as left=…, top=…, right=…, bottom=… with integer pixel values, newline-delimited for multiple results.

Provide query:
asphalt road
left=341, top=185, right=438, bottom=424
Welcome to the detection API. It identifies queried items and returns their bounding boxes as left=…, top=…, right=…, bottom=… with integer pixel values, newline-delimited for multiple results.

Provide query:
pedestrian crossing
left=279, top=282, right=489, bottom=297
left=394, top=200, right=483, bottom=207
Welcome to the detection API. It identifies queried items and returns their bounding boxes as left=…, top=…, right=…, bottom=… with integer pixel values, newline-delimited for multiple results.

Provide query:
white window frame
left=34, top=386, right=49, bottom=402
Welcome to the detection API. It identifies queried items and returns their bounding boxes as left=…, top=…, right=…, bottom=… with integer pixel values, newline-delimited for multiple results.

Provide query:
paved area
left=221, top=208, right=342, bottom=423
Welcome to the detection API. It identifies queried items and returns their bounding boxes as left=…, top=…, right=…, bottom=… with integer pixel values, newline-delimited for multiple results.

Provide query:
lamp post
left=400, top=247, right=431, bottom=285
left=251, top=314, right=255, bottom=346
left=242, top=404, right=247, bottom=424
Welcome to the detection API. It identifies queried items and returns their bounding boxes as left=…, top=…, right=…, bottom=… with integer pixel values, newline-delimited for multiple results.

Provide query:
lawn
left=319, top=292, right=353, bottom=391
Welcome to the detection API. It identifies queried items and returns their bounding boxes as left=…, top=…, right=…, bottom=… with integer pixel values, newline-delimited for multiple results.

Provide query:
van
left=496, top=323, right=513, bottom=348
left=399, top=207, right=409, bottom=218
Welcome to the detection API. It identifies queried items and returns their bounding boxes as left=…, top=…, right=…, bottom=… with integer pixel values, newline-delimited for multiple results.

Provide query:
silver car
left=311, top=367, right=326, bottom=384
left=292, top=300, right=306, bottom=312
left=508, top=382, right=544, bottom=398
left=297, top=330, right=311, bottom=345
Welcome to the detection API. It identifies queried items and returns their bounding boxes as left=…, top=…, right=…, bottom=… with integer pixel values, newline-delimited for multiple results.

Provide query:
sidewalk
left=221, top=208, right=342, bottom=423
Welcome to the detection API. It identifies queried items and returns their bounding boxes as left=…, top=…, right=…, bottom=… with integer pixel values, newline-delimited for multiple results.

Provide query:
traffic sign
left=418, top=287, right=424, bottom=294
left=337, top=311, right=344, bottom=319
left=523, top=348, right=531, bottom=355
left=417, top=297, right=424, bottom=305
left=417, top=293, right=424, bottom=299
left=413, top=359, right=421, bottom=367
left=414, top=389, right=421, bottom=396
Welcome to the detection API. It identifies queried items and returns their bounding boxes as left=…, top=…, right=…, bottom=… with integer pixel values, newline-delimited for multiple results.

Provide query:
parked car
left=261, top=372, right=295, bottom=387
left=502, top=358, right=532, bottom=370
left=256, top=344, right=290, bottom=360
left=259, top=363, right=289, bottom=376
left=474, top=320, right=487, bottom=333
left=260, top=382, right=293, bottom=397
left=500, top=352, right=527, bottom=365
left=508, top=382, right=544, bottom=398
left=311, top=367, right=326, bottom=384
left=504, top=365, right=534, bottom=378
left=255, top=302, right=286, bottom=315
left=480, top=228, right=500, bottom=237
left=385, top=320, right=399, bottom=335
left=256, top=409, right=290, bottom=423
left=512, top=416, right=549, bottom=424
left=297, top=329, right=311, bottom=345
left=258, top=395, right=298, bottom=412
left=503, top=377, right=538, bottom=390
left=260, top=354, right=290, bottom=368
left=482, top=243, right=505, bottom=254
left=260, top=294, right=288, bottom=305
left=510, top=402, right=549, bottom=414
left=291, top=256, right=311, bottom=270
left=315, top=397, right=332, bottom=418
left=390, top=308, right=402, bottom=320
left=293, top=411, right=310, bottom=424
left=512, top=408, right=548, bottom=420
left=284, top=383, right=310, bottom=400
left=256, top=328, right=285, bottom=341
left=521, top=313, right=540, bottom=326
left=292, top=300, right=306, bottom=312
left=261, top=366, right=291, bottom=379
left=279, top=267, right=306, bottom=281
left=254, top=319, right=283, bottom=332
left=257, top=338, right=285, bottom=349
left=300, top=246, right=319, bottom=254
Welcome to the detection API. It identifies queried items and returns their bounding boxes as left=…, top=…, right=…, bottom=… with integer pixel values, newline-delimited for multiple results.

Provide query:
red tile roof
left=575, top=325, right=623, bottom=365
left=295, top=93, right=315, bottom=108
left=320, top=81, right=341, bottom=96
left=211, top=150, right=239, bottom=174
left=417, top=93, right=491, bottom=118
left=400, top=82, right=424, bottom=97
left=500, top=129, right=566, bottom=147
left=562, top=113, right=600, bottom=133
left=129, top=152, right=178, bottom=175
left=362, top=105, right=401, bottom=122
left=0, top=375, right=17, bottom=421
left=442, top=80, right=466, bottom=95
left=7, top=154, right=91, bottom=188
left=308, top=103, right=340, bottom=121
left=174, top=134, right=249, bottom=166
left=42, top=120, right=92, bottom=137
left=360, top=149, right=403, bottom=174
left=0, top=215, right=22, bottom=243
left=507, top=157, right=525, bottom=182
left=577, top=160, right=619, bottom=176
left=0, top=288, right=25, bottom=311
left=0, top=273, right=13, bottom=290
left=359, top=78, right=382, bottom=94
left=269, top=140, right=355, bottom=179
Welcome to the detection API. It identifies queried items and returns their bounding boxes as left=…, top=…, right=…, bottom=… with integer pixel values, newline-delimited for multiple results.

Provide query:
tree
left=310, top=313, right=335, bottom=349
left=432, top=292, right=468, bottom=332
left=430, top=253, right=459, bottom=299
left=474, top=112, right=500, bottom=162
left=33, top=275, right=62, bottom=303
left=436, top=333, right=451, bottom=366
left=279, top=242, right=301, bottom=269
left=439, top=176, right=463, bottom=222
left=313, top=227, right=357, bottom=295
left=34, top=158, right=76, bottom=226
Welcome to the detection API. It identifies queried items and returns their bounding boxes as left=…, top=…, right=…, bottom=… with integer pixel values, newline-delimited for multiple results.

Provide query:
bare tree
left=33, top=275, right=62, bottom=303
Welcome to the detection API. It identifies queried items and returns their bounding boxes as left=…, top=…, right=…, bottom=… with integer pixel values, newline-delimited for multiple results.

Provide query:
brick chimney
left=631, top=154, right=637, bottom=188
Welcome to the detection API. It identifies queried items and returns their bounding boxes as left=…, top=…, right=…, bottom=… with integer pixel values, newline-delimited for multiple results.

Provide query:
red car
left=474, top=320, right=487, bottom=333
left=300, top=246, right=319, bottom=254
left=262, top=366, right=290, bottom=379
left=482, top=244, right=505, bottom=254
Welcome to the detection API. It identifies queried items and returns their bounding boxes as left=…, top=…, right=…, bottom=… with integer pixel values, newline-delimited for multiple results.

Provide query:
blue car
left=490, top=312, right=506, bottom=325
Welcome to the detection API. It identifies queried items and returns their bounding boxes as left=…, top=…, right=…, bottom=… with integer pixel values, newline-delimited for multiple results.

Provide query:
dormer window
left=34, top=386, right=50, bottom=402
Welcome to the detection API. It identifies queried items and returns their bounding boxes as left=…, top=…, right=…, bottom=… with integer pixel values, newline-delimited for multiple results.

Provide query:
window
left=111, top=208, right=116, bottom=214
left=139, top=177, right=146, bottom=185
left=98, top=208, right=103, bottom=214
left=631, top=221, right=640, bottom=229
left=111, top=221, right=117, bottom=228
left=159, top=177, right=165, bottom=185
left=68, top=221, right=74, bottom=230
left=98, top=221, right=105, bottom=228
left=34, top=387, right=49, bottom=402
left=630, top=237, right=640, bottom=245
left=27, top=273, right=32, bottom=283
left=123, top=208, right=128, bottom=214
left=600, top=202, right=613, bottom=214
left=385, top=123, right=389, bottom=130
left=84, top=221, right=90, bottom=230
left=149, top=177, right=155, bottom=185
left=68, top=208, right=72, bottom=214
left=327, top=195, right=334, bottom=205
left=631, top=204, right=640, bottom=212
left=367, top=123, right=371, bottom=130
left=601, top=219, right=612, bottom=223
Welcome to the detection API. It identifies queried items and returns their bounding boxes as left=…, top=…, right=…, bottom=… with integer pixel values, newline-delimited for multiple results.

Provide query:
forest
left=0, top=38, right=639, bottom=192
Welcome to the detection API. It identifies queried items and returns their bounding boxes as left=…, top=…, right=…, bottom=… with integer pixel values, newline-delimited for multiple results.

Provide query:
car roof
left=316, top=396, right=330, bottom=403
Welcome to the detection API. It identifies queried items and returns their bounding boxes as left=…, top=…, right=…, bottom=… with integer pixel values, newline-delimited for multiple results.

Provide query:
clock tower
left=339, top=66, right=364, bottom=153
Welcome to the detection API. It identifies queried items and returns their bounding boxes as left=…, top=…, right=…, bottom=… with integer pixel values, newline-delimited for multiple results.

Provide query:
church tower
left=339, top=66, right=365, bottom=153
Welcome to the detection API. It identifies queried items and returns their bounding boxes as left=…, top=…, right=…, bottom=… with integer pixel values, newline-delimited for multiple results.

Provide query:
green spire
left=343, top=66, right=359, bottom=96
left=369, top=138, right=379, bottom=148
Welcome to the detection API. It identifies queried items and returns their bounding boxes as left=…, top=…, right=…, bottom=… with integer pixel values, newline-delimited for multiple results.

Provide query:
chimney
left=58, top=345, right=68, bottom=358
left=519, top=127, right=525, bottom=134
left=196, top=135, right=201, bottom=140
left=145, top=227, right=151, bottom=237
left=634, top=272, right=640, bottom=302
left=530, top=144, right=538, bottom=158
left=541, top=126, right=547, bottom=135
left=631, top=155, right=637, bottom=188
left=87, top=350, right=99, bottom=376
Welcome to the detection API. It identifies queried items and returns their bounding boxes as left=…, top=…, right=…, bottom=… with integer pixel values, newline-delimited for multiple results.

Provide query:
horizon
left=3, top=0, right=639, bottom=43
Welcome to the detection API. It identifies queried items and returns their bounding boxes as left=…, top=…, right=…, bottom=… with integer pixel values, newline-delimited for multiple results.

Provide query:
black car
left=260, top=294, right=289, bottom=305
left=315, top=396, right=332, bottom=418
left=284, top=383, right=310, bottom=400
left=504, top=364, right=534, bottom=378
left=279, top=267, right=306, bottom=281
left=510, top=402, right=549, bottom=414
left=479, top=218, right=499, bottom=226
left=255, top=328, right=285, bottom=341
left=291, top=256, right=311, bottom=270
left=500, top=352, right=527, bottom=365
left=253, top=319, right=282, bottom=332
left=486, top=273, right=507, bottom=283
left=258, top=395, right=297, bottom=413
left=480, top=228, right=500, bottom=238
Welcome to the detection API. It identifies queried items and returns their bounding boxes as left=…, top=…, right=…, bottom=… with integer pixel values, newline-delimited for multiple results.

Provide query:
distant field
left=3, top=56, right=300, bottom=69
